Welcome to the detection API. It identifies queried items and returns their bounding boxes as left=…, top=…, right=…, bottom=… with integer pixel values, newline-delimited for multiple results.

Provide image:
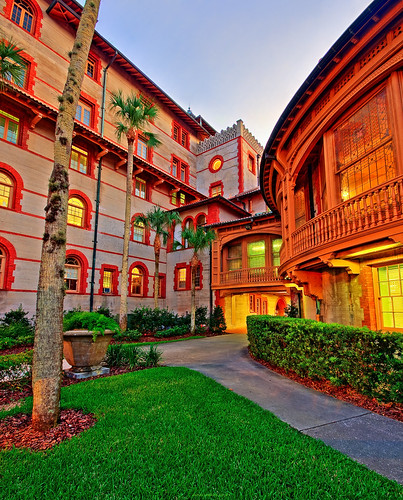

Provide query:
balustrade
left=219, top=266, right=281, bottom=285
left=291, top=176, right=403, bottom=256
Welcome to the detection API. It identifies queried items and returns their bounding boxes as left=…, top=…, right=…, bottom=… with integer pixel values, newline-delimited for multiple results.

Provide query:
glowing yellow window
left=178, top=268, right=187, bottom=289
left=130, top=267, right=143, bottom=296
left=248, top=240, right=266, bottom=268
left=135, top=178, right=146, bottom=199
left=0, top=110, right=19, bottom=144
left=133, top=221, right=145, bottom=242
left=70, top=146, right=88, bottom=174
left=102, top=270, right=113, bottom=294
left=377, top=264, right=403, bottom=330
left=0, top=172, right=13, bottom=208
left=68, top=197, right=85, bottom=227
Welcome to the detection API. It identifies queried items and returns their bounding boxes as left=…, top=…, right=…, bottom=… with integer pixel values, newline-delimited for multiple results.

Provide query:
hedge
left=0, top=349, right=33, bottom=383
left=247, top=316, right=402, bottom=403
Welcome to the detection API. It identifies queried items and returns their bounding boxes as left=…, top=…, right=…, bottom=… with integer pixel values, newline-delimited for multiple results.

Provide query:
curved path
left=157, top=334, right=403, bottom=485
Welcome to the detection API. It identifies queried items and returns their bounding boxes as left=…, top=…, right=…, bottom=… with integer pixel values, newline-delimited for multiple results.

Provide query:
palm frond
left=0, top=39, right=26, bottom=89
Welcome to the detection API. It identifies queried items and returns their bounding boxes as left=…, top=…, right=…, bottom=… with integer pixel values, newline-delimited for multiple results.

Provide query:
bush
left=0, top=306, right=34, bottom=350
left=113, top=329, right=142, bottom=341
left=0, top=349, right=33, bottom=384
left=155, top=325, right=189, bottom=338
left=95, top=306, right=113, bottom=318
left=128, top=307, right=182, bottom=334
left=106, top=344, right=161, bottom=368
left=209, top=305, right=227, bottom=334
left=63, top=311, right=120, bottom=339
left=247, top=315, right=403, bottom=403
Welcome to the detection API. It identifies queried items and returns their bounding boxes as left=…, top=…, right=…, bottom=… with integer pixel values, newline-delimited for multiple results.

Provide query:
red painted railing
left=219, top=266, right=281, bottom=285
left=292, top=176, right=403, bottom=256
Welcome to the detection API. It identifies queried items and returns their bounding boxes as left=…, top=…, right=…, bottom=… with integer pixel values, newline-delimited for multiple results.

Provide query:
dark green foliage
left=113, top=329, right=142, bottom=341
left=95, top=306, right=113, bottom=318
left=196, top=306, right=208, bottom=327
left=0, top=306, right=34, bottom=350
left=284, top=303, right=299, bottom=317
left=209, top=305, right=227, bottom=334
left=0, top=349, right=33, bottom=385
left=247, top=316, right=403, bottom=403
left=106, top=343, right=162, bottom=368
left=155, top=325, right=189, bottom=338
left=63, top=311, right=120, bottom=338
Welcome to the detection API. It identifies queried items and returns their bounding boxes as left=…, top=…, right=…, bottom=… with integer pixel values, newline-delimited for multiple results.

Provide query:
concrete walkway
left=157, top=334, right=403, bottom=485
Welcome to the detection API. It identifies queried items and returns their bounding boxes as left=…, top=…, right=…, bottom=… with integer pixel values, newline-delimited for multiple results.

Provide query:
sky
left=96, top=0, right=372, bottom=146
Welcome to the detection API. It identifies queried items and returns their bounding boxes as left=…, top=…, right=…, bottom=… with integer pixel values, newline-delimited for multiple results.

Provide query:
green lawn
left=0, top=368, right=401, bottom=499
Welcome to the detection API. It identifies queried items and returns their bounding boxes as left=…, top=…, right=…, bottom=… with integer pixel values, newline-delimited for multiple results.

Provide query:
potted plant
left=63, top=311, right=120, bottom=377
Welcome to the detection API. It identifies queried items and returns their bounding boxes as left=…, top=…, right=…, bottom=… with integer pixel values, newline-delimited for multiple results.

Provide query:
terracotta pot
left=63, top=329, right=113, bottom=372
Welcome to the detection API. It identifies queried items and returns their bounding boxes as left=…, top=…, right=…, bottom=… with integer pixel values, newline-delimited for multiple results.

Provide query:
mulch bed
left=249, top=350, right=403, bottom=423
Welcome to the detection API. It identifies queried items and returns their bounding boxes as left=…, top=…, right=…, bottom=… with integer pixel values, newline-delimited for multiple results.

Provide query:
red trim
left=3, top=0, right=43, bottom=39
left=128, top=261, right=149, bottom=297
left=0, top=236, right=16, bottom=290
left=77, top=91, right=100, bottom=131
left=247, top=153, right=256, bottom=175
left=65, top=248, right=88, bottom=294
left=0, top=101, right=28, bottom=150
left=207, top=203, right=220, bottom=224
left=238, top=136, right=244, bottom=193
left=98, top=264, right=119, bottom=295
left=158, top=272, right=166, bottom=299
left=130, top=213, right=150, bottom=245
left=0, top=162, right=23, bottom=212
left=171, top=154, right=189, bottom=184
left=86, top=51, right=101, bottom=84
left=195, top=261, right=203, bottom=290
left=172, top=121, right=189, bottom=149
left=208, top=155, right=224, bottom=173
left=68, top=189, right=93, bottom=229
left=209, top=181, right=223, bottom=198
left=195, top=212, right=207, bottom=227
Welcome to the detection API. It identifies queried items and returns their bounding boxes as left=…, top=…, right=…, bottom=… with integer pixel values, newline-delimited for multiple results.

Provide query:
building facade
left=0, top=0, right=287, bottom=329
left=260, top=0, right=403, bottom=331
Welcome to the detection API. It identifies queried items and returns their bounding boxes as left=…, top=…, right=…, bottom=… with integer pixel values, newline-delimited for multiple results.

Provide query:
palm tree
left=0, top=38, right=26, bottom=89
left=110, top=91, right=160, bottom=330
left=180, top=226, right=216, bottom=334
left=134, top=207, right=181, bottom=309
left=31, top=0, right=101, bottom=432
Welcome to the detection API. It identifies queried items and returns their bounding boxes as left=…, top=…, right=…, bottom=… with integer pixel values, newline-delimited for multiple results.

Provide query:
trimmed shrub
left=155, top=325, right=189, bottom=338
left=247, top=315, right=403, bottom=403
left=113, top=329, right=142, bottom=341
left=0, top=306, right=34, bottom=350
left=209, top=305, right=227, bottom=334
left=106, top=344, right=161, bottom=368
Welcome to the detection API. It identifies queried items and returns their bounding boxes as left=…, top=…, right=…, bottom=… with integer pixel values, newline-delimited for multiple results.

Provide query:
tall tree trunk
left=32, top=0, right=101, bottom=432
left=119, top=135, right=134, bottom=331
left=190, top=254, right=199, bottom=334
left=154, top=234, right=161, bottom=309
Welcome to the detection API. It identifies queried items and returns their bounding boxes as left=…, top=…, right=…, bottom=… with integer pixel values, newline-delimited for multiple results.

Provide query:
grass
left=0, top=368, right=401, bottom=499
left=135, top=335, right=204, bottom=346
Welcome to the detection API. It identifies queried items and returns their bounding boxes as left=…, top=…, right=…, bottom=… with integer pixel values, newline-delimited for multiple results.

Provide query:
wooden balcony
left=219, top=266, right=281, bottom=285
left=292, top=175, right=403, bottom=257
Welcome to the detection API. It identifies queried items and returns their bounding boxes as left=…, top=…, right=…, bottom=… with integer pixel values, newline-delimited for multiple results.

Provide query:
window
left=272, top=239, right=282, bottom=267
left=171, top=191, right=186, bottom=206
left=248, top=240, right=265, bottom=268
left=132, top=220, right=145, bottom=242
left=137, top=137, right=148, bottom=160
left=195, top=266, right=201, bottom=289
left=172, top=122, right=189, bottom=148
left=11, top=0, right=33, bottom=33
left=158, top=273, right=166, bottom=298
left=178, top=267, right=187, bottom=289
left=0, top=247, right=5, bottom=289
left=209, top=156, right=223, bottom=173
left=196, top=214, right=206, bottom=227
left=67, top=196, right=85, bottom=227
left=64, top=257, right=80, bottom=293
left=135, top=178, right=146, bottom=199
left=376, top=264, right=403, bottom=330
left=171, top=156, right=188, bottom=183
left=249, top=294, right=255, bottom=313
left=335, top=89, right=396, bottom=202
left=0, top=171, right=14, bottom=208
left=75, top=100, right=92, bottom=127
left=0, top=110, right=19, bottom=144
left=248, top=155, right=255, bottom=174
left=210, top=182, right=223, bottom=197
left=130, top=267, right=144, bottom=296
left=3, top=57, right=28, bottom=88
left=86, top=57, right=96, bottom=78
left=70, top=146, right=88, bottom=174
left=227, top=244, right=242, bottom=271
left=101, top=268, right=118, bottom=295
left=183, top=218, right=194, bottom=248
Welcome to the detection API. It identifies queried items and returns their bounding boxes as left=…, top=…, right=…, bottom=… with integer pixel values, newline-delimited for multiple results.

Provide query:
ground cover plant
left=248, top=315, right=403, bottom=403
left=0, top=368, right=401, bottom=499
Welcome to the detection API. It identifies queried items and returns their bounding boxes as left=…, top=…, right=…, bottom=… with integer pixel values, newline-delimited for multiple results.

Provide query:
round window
left=209, top=156, right=223, bottom=173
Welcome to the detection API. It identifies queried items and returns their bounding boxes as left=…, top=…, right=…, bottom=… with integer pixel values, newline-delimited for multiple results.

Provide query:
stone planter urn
left=63, top=329, right=113, bottom=379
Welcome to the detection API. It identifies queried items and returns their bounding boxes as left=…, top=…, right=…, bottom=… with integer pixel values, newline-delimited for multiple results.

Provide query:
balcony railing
left=292, top=175, right=403, bottom=256
left=219, top=266, right=281, bottom=285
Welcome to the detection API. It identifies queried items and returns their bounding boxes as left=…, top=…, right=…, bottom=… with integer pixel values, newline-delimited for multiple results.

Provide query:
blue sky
left=96, top=0, right=371, bottom=146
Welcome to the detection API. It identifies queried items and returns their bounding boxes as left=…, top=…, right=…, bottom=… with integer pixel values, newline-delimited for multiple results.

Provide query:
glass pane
left=379, top=282, right=389, bottom=297
left=378, top=267, right=387, bottom=281
left=382, top=312, right=394, bottom=328
left=0, top=184, right=11, bottom=207
left=388, top=265, right=399, bottom=281
left=389, top=281, right=401, bottom=296
left=228, top=245, right=241, bottom=259
left=83, top=109, right=91, bottom=126
left=394, top=313, right=403, bottom=328
left=381, top=297, right=392, bottom=312
left=392, top=297, right=403, bottom=312
left=7, top=121, right=18, bottom=144
left=0, top=116, right=5, bottom=139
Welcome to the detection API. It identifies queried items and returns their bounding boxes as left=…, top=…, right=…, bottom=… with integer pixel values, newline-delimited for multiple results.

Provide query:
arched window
left=0, top=171, right=14, bottom=208
left=11, top=0, right=34, bottom=33
left=183, top=218, right=194, bottom=249
left=196, top=214, right=206, bottom=227
left=130, top=266, right=144, bottom=296
left=67, top=196, right=85, bottom=227
left=64, top=257, right=81, bottom=293
left=132, top=220, right=145, bottom=243
left=0, top=247, right=6, bottom=289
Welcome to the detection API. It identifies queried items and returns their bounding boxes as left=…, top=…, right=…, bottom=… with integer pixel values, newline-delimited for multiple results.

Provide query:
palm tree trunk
left=190, top=254, right=198, bottom=334
left=154, top=234, right=161, bottom=309
left=119, top=137, right=134, bottom=331
left=31, top=0, right=101, bottom=432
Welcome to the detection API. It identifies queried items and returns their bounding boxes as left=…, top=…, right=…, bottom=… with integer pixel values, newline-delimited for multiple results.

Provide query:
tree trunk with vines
left=32, top=0, right=101, bottom=431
